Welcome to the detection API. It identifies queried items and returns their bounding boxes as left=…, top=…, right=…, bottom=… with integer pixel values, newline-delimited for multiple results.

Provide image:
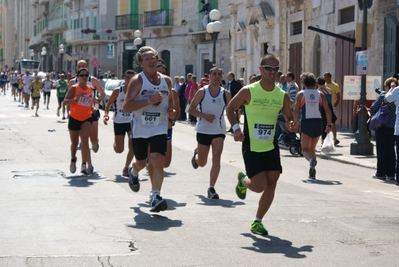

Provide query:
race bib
left=141, top=111, right=160, bottom=126
left=118, top=109, right=131, bottom=117
left=77, top=95, right=92, bottom=106
left=59, top=88, right=66, bottom=93
left=253, top=123, right=274, bottom=140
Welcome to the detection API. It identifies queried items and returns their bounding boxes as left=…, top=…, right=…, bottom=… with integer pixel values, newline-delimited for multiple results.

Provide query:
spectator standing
left=198, top=0, right=211, bottom=30
left=226, top=71, right=243, bottom=132
left=188, top=75, right=199, bottom=124
left=324, top=72, right=340, bottom=145
left=370, top=77, right=397, bottom=181
left=178, top=76, right=187, bottom=121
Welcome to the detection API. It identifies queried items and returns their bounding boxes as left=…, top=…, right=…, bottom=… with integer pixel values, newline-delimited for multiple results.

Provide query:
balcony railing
left=48, top=19, right=68, bottom=32
left=115, top=14, right=142, bottom=31
left=82, top=30, right=118, bottom=42
left=65, top=28, right=84, bottom=42
left=84, top=0, right=98, bottom=7
left=39, top=0, right=49, bottom=4
left=144, top=9, right=173, bottom=27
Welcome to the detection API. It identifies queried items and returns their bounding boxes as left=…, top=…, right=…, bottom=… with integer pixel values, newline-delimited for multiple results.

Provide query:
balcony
left=144, top=9, right=173, bottom=33
left=65, top=28, right=84, bottom=44
left=84, top=0, right=98, bottom=7
left=39, top=0, right=49, bottom=4
left=115, top=14, right=142, bottom=31
left=82, top=30, right=118, bottom=44
left=64, top=0, right=72, bottom=7
left=29, top=32, right=46, bottom=48
left=48, top=19, right=68, bottom=33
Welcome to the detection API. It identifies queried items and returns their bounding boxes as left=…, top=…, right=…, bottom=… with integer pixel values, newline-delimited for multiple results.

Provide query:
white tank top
left=113, top=86, right=132, bottom=124
left=43, top=80, right=52, bottom=92
left=131, top=72, right=169, bottom=138
left=301, top=89, right=322, bottom=120
left=195, top=86, right=227, bottom=134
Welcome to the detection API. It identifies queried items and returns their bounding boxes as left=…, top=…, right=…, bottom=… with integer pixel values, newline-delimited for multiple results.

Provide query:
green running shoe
left=236, top=171, right=247, bottom=200
left=250, top=220, right=269, bottom=236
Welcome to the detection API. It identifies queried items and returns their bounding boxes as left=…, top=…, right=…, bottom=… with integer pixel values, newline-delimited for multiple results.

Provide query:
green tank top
left=244, top=82, right=285, bottom=152
left=57, top=80, right=68, bottom=97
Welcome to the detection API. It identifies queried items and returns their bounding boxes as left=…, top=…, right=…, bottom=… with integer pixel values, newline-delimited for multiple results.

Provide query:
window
left=339, top=6, right=355, bottom=25
left=0, top=13, right=2, bottom=27
left=291, top=21, right=302, bottom=35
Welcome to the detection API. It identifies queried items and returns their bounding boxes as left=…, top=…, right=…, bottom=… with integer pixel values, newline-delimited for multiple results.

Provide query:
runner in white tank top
left=103, top=70, right=135, bottom=177
left=188, top=67, right=232, bottom=199
left=123, top=46, right=175, bottom=213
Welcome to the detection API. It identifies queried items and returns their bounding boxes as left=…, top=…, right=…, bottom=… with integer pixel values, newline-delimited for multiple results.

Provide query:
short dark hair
left=286, top=72, right=295, bottom=80
left=302, top=72, right=317, bottom=87
left=201, top=0, right=205, bottom=4
left=77, top=68, right=89, bottom=76
left=317, top=76, right=325, bottom=85
left=124, top=69, right=135, bottom=76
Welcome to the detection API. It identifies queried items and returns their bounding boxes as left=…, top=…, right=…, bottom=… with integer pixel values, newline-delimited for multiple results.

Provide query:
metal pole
left=350, top=0, right=373, bottom=155
left=212, top=32, right=219, bottom=66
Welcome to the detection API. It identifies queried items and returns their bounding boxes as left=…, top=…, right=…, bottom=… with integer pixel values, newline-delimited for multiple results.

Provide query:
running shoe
left=334, top=139, right=340, bottom=146
left=122, top=167, right=129, bottom=177
left=250, top=221, right=269, bottom=236
left=207, top=187, right=219, bottom=199
left=86, top=164, right=94, bottom=175
left=57, top=109, right=60, bottom=117
left=31, top=105, right=34, bottom=110
left=69, top=158, right=77, bottom=173
left=62, top=116, right=66, bottom=120
left=128, top=167, right=140, bottom=192
left=35, top=113, right=38, bottom=117
left=92, top=143, right=99, bottom=153
left=191, top=148, right=198, bottom=169
left=80, top=163, right=87, bottom=174
left=46, top=106, right=49, bottom=110
left=309, top=159, right=317, bottom=179
left=236, top=171, right=247, bottom=200
left=150, top=195, right=168, bottom=212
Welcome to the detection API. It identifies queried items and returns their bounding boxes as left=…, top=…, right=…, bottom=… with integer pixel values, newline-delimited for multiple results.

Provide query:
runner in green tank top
left=226, top=53, right=297, bottom=236
left=55, top=74, right=68, bottom=119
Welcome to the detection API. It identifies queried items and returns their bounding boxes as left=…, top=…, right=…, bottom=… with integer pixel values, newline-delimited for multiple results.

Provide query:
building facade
left=3, top=0, right=399, bottom=129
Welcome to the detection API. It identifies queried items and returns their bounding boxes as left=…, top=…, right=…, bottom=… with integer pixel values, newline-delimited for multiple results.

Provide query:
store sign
left=125, top=42, right=135, bottom=50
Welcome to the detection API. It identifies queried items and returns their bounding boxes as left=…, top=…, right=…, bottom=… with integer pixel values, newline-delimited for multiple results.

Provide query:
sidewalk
left=316, top=130, right=377, bottom=170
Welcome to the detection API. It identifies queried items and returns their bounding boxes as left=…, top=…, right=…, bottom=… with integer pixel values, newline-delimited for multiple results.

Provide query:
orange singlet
left=70, top=84, right=94, bottom=121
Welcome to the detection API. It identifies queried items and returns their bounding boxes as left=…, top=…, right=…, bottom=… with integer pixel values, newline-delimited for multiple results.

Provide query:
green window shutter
left=130, top=0, right=139, bottom=29
left=210, top=0, right=218, bottom=10
left=34, top=25, right=37, bottom=36
left=160, top=0, right=169, bottom=9
left=94, top=16, right=97, bottom=29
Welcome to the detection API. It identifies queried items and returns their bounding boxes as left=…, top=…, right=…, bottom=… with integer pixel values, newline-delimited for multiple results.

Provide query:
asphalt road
left=0, top=91, right=398, bottom=267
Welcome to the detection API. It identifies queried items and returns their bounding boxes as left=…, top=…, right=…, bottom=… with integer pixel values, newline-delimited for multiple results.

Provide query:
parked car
left=99, top=78, right=124, bottom=110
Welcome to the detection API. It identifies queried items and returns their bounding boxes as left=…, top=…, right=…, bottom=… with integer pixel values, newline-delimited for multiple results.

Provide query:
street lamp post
left=41, top=47, right=47, bottom=72
left=350, top=0, right=373, bottom=155
left=30, top=49, right=35, bottom=60
left=59, top=44, right=65, bottom=73
left=133, top=30, right=143, bottom=73
left=206, top=9, right=222, bottom=66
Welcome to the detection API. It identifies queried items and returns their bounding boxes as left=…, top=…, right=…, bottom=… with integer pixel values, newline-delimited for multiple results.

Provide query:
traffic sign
left=90, top=57, right=100, bottom=68
left=343, top=75, right=381, bottom=100
left=355, top=50, right=369, bottom=75
left=67, top=55, right=72, bottom=62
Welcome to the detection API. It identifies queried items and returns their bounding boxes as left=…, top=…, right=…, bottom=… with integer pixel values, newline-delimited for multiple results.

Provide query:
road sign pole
left=350, top=0, right=373, bottom=155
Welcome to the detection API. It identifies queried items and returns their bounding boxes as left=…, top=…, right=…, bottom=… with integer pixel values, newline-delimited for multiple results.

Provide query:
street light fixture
left=20, top=52, right=24, bottom=60
left=59, top=44, right=65, bottom=72
left=30, top=49, right=35, bottom=60
left=206, top=9, right=222, bottom=66
left=41, top=47, right=47, bottom=72
left=133, top=30, right=142, bottom=47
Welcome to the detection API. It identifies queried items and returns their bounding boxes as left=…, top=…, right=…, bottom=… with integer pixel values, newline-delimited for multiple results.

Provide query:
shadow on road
left=127, top=207, right=183, bottom=231
left=302, top=179, right=342, bottom=185
left=64, top=172, right=103, bottom=187
left=195, top=195, right=245, bottom=208
left=241, top=233, right=313, bottom=258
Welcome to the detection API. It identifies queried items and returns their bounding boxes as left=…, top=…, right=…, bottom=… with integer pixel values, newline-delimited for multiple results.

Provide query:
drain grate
left=12, top=170, right=66, bottom=179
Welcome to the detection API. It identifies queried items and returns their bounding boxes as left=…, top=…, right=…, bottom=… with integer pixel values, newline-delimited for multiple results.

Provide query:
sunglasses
left=261, top=65, right=280, bottom=72
left=78, top=74, right=89, bottom=77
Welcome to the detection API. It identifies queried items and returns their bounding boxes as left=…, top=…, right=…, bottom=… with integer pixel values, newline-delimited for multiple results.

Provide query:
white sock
left=241, top=176, right=247, bottom=186
left=255, top=217, right=262, bottom=222
left=152, top=190, right=160, bottom=198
